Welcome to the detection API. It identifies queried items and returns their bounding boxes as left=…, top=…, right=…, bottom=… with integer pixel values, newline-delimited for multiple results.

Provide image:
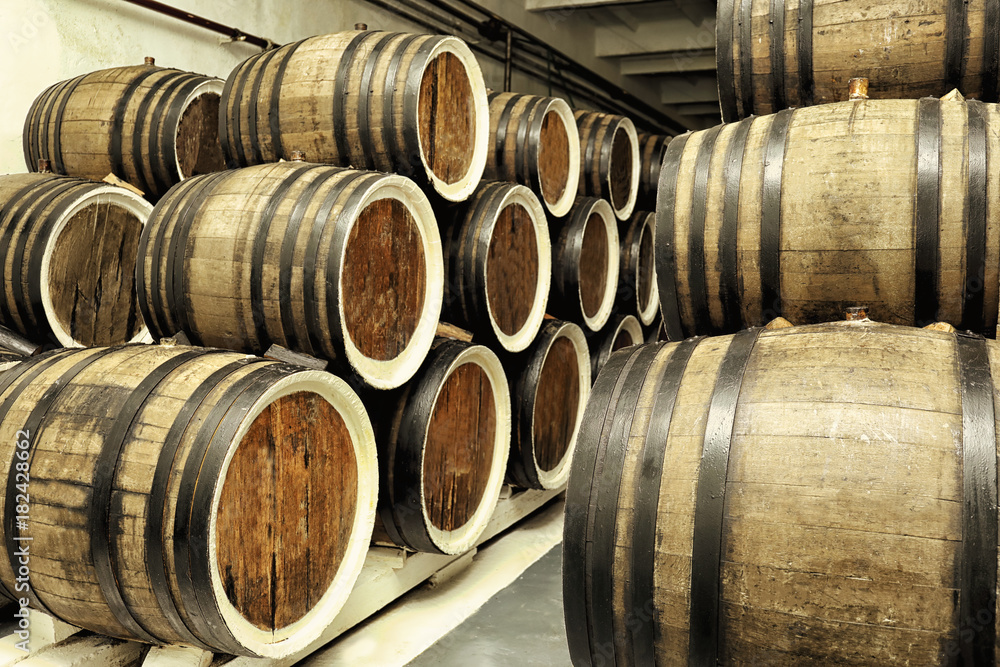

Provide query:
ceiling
left=524, top=0, right=722, bottom=131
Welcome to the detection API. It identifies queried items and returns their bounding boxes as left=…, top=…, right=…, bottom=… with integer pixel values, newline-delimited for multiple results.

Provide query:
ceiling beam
left=620, top=51, right=716, bottom=75
left=595, top=15, right=715, bottom=58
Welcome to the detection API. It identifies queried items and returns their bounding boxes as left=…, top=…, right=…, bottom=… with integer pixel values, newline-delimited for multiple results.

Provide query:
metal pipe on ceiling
left=121, top=0, right=276, bottom=49
left=415, top=0, right=685, bottom=133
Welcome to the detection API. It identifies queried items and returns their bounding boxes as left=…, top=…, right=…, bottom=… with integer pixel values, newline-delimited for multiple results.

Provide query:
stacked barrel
left=2, top=19, right=671, bottom=657
left=566, top=3, right=1000, bottom=667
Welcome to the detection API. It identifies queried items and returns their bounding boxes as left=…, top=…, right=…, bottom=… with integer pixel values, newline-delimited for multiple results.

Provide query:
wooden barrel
left=220, top=30, right=490, bottom=203
left=137, top=161, right=443, bottom=390
left=371, top=338, right=510, bottom=555
left=716, top=0, right=998, bottom=121
left=656, top=97, right=1000, bottom=342
left=575, top=110, right=639, bottom=221
left=24, top=61, right=225, bottom=201
left=565, top=319, right=1000, bottom=666
left=619, top=210, right=658, bottom=326
left=637, top=133, right=669, bottom=210
left=0, top=343, right=377, bottom=658
left=504, top=320, right=590, bottom=490
left=551, top=197, right=620, bottom=332
left=484, top=93, right=581, bottom=217
left=0, top=173, right=152, bottom=348
left=440, top=182, right=551, bottom=352
left=588, top=313, right=642, bottom=381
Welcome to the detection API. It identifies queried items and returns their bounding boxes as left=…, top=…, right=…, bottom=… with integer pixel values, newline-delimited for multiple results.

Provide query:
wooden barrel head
left=44, top=191, right=150, bottom=347
left=635, top=214, right=658, bottom=324
left=533, top=335, right=582, bottom=473
left=487, top=202, right=539, bottom=337
left=423, top=361, right=497, bottom=533
left=176, top=91, right=226, bottom=179
left=609, top=124, right=634, bottom=213
left=341, top=197, right=427, bottom=362
left=580, top=212, right=610, bottom=320
left=612, top=325, right=636, bottom=350
left=419, top=52, right=475, bottom=187
left=538, top=109, right=571, bottom=210
left=215, top=391, right=358, bottom=631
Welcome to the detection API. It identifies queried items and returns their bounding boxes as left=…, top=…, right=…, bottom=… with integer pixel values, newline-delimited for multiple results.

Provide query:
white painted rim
left=609, top=117, right=640, bottom=221
left=614, top=314, right=644, bottom=349
left=541, top=98, right=581, bottom=218
left=207, top=370, right=378, bottom=658
left=580, top=199, right=620, bottom=332
left=483, top=185, right=551, bottom=353
left=421, top=344, right=511, bottom=555
left=532, top=322, right=590, bottom=489
left=337, top=175, right=443, bottom=390
left=416, top=37, right=490, bottom=202
left=39, top=186, right=153, bottom=348
left=635, top=212, right=660, bottom=325
left=172, top=78, right=225, bottom=181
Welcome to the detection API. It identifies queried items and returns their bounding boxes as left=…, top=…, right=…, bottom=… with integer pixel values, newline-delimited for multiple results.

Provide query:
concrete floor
left=406, top=547, right=572, bottom=666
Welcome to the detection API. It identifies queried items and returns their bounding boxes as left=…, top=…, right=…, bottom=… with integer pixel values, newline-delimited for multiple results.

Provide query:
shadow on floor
left=406, top=547, right=572, bottom=666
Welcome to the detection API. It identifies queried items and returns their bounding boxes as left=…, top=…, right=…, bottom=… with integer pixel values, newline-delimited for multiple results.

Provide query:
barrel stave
left=25, top=65, right=224, bottom=200
left=139, top=162, right=442, bottom=389
left=223, top=31, right=488, bottom=202
left=719, top=0, right=994, bottom=119
left=659, top=98, right=1000, bottom=338
left=0, top=345, right=376, bottom=657
left=567, top=322, right=992, bottom=664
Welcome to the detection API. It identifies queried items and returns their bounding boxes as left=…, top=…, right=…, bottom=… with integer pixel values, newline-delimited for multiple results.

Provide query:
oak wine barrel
left=656, top=97, right=1000, bottom=341
left=716, top=0, right=1000, bottom=121
left=0, top=173, right=151, bottom=348
left=503, top=320, right=590, bottom=490
left=551, top=197, right=620, bottom=332
left=370, top=338, right=510, bottom=555
left=0, top=343, right=377, bottom=658
left=24, top=60, right=225, bottom=201
left=220, top=30, right=490, bottom=202
left=619, top=210, right=658, bottom=326
left=137, top=161, right=443, bottom=390
left=588, top=313, right=642, bottom=381
left=440, top=181, right=551, bottom=352
left=565, top=319, right=1000, bottom=665
left=575, top=110, right=639, bottom=221
left=637, top=133, right=669, bottom=210
left=484, top=92, right=581, bottom=217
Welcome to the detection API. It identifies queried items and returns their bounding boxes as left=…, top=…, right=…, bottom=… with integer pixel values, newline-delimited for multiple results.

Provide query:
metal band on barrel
left=688, top=327, right=763, bottom=666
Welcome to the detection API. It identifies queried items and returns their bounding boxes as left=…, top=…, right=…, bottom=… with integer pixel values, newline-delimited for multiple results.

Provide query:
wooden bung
left=550, top=197, right=620, bottom=332
left=849, top=77, right=870, bottom=101
left=0, top=173, right=152, bottom=348
left=483, top=92, right=581, bottom=217
left=136, top=162, right=443, bottom=390
left=587, top=313, right=643, bottom=381
left=656, top=97, right=1000, bottom=340
left=368, top=338, right=510, bottom=555
left=439, top=181, right=552, bottom=352
left=24, top=63, right=225, bottom=201
left=501, top=319, right=590, bottom=490
left=716, top=0, right=1000, bottom=120
left=565, top=320, right=1000, bottom=664
left=619, top=209, right=659, bottom=326
left=574, top=109, right=640, bottom=221
left=0, top=344, right=377, bottom=658
left=220, top=30, right=490, bottom=202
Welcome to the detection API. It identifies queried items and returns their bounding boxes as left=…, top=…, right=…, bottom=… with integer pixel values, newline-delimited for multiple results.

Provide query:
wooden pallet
left=0, top=486, right=564, bottom=666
